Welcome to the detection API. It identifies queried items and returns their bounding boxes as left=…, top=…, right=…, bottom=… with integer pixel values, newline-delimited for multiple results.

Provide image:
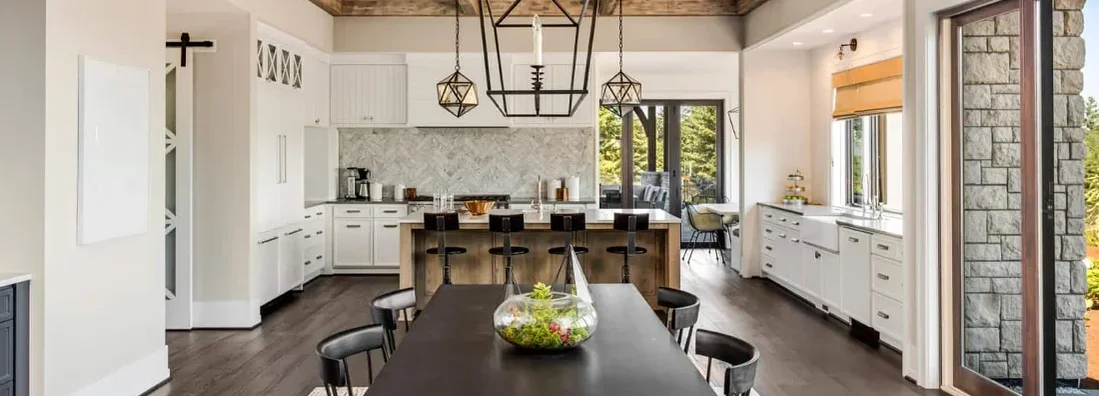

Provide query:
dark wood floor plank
left=150, top=255, right=945, bottom=396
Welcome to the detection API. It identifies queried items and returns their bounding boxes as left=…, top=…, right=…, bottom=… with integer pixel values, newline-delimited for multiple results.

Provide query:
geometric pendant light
left=438, top=0, right=479, bottom=117
left=599, top=0, right=641, bottom=118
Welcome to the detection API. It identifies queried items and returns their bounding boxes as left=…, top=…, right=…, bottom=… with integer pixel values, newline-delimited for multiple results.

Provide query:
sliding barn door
left=164, top=48, right=194, bottom=330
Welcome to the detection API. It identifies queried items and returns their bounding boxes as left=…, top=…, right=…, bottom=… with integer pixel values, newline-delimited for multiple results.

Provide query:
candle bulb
left=532, top=14, right=543, bottom=66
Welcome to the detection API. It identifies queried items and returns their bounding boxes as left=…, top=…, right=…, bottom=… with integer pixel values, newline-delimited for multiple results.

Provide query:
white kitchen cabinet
left=330, top=64, right=407, bottom=125
left=335, top=218, right=374, bottom=267
left=406, top=53, right=509, bottom=127
left=257, top=81, right=307, bottom=234
left=304, top=56, right=331, bottom=126
left=373, top=219, right=401, bottom=266
left=278, top=226, right=306, bottom=294
left=839, top=227, right=872, bottom=325
left=800, top=245, right=823, bottom=302
left=819, top=247, right=843, bottom=317
left=256, top=231, right=281, bottom=304
left=777, top=230, right=802, bottom=289
left=549, top=63, right=594, bottom=127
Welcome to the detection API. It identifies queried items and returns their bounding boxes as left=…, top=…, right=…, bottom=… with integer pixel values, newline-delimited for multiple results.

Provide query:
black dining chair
left=316, top=324, right=387, bottom=395
left=658, top=287, right=701, bottom=353
left=694, top=329, right=761, bottom=396
left=370, top=287, right=415, bottom=360
left=606, top=212, right=650, bottom=283
left=424, top=212, right=465, bottom=285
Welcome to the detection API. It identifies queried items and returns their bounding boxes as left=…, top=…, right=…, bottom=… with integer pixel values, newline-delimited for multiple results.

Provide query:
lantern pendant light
left=599, top=0, right=641, bottom=118
left=438, top=0, right=479, bottom=117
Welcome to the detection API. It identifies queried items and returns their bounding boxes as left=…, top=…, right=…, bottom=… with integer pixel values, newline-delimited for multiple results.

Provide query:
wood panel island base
left=398, top=209, right=682, bottom=309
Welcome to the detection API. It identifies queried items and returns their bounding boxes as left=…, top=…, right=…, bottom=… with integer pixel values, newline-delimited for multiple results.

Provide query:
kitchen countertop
left=0, top=273, right=31, bottom=288
left=509, top=197, right=598, bottom=205
left=760, top=202, right=904, bottom=238
left=306, top=198, right=409, bottom=208
left=398, top=208, right=680, bottom=224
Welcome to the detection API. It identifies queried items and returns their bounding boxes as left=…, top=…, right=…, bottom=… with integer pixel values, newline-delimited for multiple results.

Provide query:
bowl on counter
left=464, top=200, right=496, bottom=216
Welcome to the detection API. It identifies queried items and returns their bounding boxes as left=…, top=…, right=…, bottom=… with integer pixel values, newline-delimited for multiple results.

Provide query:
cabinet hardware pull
left=877, top=273, right=890, bottom=280
left=384, top=224, right=398, bottom=228
left=304, top=235, right=312, bottom=239
left=765, top=246, right=772, bottom=251
left=384, top=210, right=399, bottom=213
left=259, top=236, right=279, bottom=244
left=765, top=229, right=772, bottom=233
left=877, top=244, right=890, bottom=251
left=793, top=221, right=801, bottom=226
left=347, top=210, right=362, bottom=213
left=347, top=225, right=362, bottom=229
left=877, top=311, right=890, bottom=319
left=316, top=212, right=323, bottom=216
left=849, top=237, right=860, bottom=243
left=778, top=233, right=787, bottom=239
left=316, top=231, right=323, bottom=235
left=305, top=215, right=312, bottom=219
left=765, top=263, right=773, bottom=268
left=765, top=214, right=772, bottom=218
left=791, top=238, right=800, bottom=243
left=304, top=261, right=312, bottom=265
left=287, top=228, right=304, bottom=236
left=814, top=251, right=821, bottom=259
left=779, top=218, right=787, bottom=222
left=317, top=255, right=323, bottom=260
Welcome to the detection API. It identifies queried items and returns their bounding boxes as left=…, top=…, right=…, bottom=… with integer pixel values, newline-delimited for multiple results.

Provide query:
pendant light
left=438, top=0, right=478, bottom=118
left=599, top=0, right=641, bottom=118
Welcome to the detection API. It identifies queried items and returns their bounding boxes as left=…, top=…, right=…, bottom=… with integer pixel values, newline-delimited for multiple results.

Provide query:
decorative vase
left=493, top=285, right=598, bottom=351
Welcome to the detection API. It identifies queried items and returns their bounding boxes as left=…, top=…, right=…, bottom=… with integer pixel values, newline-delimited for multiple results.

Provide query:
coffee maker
left=343, top=168, right=372, bottom=200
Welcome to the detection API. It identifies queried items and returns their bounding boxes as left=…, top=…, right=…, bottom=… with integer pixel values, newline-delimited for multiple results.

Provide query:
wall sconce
left=837, top=38, right=858, bottom=60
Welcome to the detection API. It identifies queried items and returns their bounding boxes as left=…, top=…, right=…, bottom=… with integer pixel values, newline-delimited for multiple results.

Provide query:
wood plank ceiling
left=308, top=0, right=770, bottom=16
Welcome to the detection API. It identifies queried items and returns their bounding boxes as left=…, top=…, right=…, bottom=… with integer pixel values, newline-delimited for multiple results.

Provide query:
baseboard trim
left=194, top=300, right=260, bottom=329
left=71, top=346, right=169, bottom=396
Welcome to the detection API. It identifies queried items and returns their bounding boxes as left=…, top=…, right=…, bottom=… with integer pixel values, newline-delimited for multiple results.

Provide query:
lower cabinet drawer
left=871, top=292, right=903, bottom=341
left=761, top=254, right=780, bottom=277
left=870, top=256, right=904, bottom=301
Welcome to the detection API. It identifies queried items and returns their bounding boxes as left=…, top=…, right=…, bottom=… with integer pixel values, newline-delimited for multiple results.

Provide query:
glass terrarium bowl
left=493, top=291, right=598, bottom=351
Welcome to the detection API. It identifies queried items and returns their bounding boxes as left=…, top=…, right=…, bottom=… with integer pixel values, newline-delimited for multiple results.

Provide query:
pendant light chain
left=617, top=0, right=624, bottom=73
left=454, top=0, right=461, bottom=71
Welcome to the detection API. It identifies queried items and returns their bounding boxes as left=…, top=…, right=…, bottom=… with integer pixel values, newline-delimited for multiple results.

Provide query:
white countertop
left=0, top=273, right=31, bottom=288
left=398, top=208, right=681, bottom=224
left=760, top=202, right=904, bottom=238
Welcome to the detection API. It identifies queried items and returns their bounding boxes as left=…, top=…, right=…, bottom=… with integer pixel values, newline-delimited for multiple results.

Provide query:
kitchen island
left=398, top=209, right=681, bottom=308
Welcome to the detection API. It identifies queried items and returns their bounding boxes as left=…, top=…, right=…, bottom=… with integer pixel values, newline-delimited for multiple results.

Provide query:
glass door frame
left=615, top=99, right=728, bottom=217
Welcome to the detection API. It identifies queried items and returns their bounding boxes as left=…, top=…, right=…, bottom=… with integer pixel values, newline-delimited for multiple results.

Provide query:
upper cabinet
left=405, top=53, right=510, bottom=128
left=510, top=60, right=594, bottom=127
left=303, top=56, right=330, bottom=127
left=330, top=63, right=408, bottom=126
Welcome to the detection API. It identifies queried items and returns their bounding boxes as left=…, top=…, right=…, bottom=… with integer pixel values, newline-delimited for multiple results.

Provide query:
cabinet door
left=257, top=83, right=284, bottom=233
left=373, top=219, right=401, bottom=266
left=330, top=64, right=407, bottom=125
left=335, top=219, right=374, bottom=267
left=778, top=231, right=802, bottom=289
left=304, top=57, right=330, bottom=126
left=800, top=246, right=822, bottom=300
left=256, top=232, right=281, bottom=304
left=279, top=227, right=305, bottom=293
left=280, top=89, right=305, bottom=225
left=819, top=249, right=843, bottom=313
left=839, top=228, right=872, bottom=324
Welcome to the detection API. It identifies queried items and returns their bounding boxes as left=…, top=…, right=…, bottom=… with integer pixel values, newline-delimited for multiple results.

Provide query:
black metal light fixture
left=477, top=0, right=598, bottom=117
left=438, top=0, right=479, bottom=118
left=599, top=0, right=641, bottom=118
left=837, top=38, right=858, bottom=60
left=726, top=106, right=740, bottom=140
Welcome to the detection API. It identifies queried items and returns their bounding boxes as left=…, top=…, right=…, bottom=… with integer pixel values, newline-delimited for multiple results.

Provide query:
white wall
left=740, top=50, right=812, bottom=277
left=808, top=20, right=904, bottom=205
left=39, top=0, right=170, bottom=394
left=744, top=0, right=849, bottom=48
left=170, top=0, right=334, bottom=53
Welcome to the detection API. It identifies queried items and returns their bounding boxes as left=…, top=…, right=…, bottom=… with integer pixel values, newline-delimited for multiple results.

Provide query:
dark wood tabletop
left=364, top=284, right=716, bottom=396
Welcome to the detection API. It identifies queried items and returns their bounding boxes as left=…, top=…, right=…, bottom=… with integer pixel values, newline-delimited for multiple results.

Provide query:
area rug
left=306, top=387, right=368, bottom=396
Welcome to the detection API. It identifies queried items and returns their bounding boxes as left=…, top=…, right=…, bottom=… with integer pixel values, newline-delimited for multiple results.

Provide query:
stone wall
left=960, top=3, right=1087, bottom=381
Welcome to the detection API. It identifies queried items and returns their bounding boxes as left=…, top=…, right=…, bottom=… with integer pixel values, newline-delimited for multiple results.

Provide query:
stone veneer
left=338, top=127, right=595, bottom=198
left=960, top=2, right=1088, bottom=381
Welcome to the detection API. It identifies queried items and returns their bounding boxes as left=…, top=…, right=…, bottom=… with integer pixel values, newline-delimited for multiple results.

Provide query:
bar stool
left=548, top=212, right=588, bottom=256
left=424, top=212, right=465, bottom=285
left=606, top=212, right=650, bottom=283
left=488, top=213, right=529, bottom=286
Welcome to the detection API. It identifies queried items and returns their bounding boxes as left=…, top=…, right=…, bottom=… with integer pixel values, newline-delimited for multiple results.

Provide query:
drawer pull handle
left=779, top=218, right=787, bottom=222
left=765, top=229, right=773, bottom=233
left=304, top=235, right=312, bottom=239
left=384, top=210, right=399, bottom=214
left=765, top=214, right=772, bottom=218
left=849, top=237, right=860, bottom=243
left=877, top=311, right=890, bottom=320
left=316, top=212, right=323, bottom=216
left=791, top=238, right=800, bottom=243
left=877, top=273, right=890, bottom=281
left=814, top=251, right=821, bottom=259
left=316, top=231, right=323, bottom=235
left=384, top=224, right=398, bottom=228
left=347, top=210, right=362, bottom=213
left=877, top=244, right=890, bottom=251
left=287, top=228, right=304, bottom=236
left=304, top=261, right=312, bottom=265
left=305, top=215, right=312, bottom=219
left=259, top=236, right=279, bottom=245
left=317, top=255, right=323, bottom=260
left=765, top=246, right=773, bottom=251
left=792, top=221, right=800, bottom=225
left=778, top=233, right=787, bottom=239
left=347, top=225, right=362, bottom=229
left=765, top=263, right=773, bottom=268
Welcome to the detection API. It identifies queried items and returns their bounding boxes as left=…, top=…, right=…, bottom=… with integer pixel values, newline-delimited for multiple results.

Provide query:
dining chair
left=370, top=287, right=415, bottom=361
left=657, top=287, right=700, bottom=353
left=694, top=329, right=761, bottom=396
left=683, top=202, right=727, bottom=266
left=316, top=324, right=387, bottom=395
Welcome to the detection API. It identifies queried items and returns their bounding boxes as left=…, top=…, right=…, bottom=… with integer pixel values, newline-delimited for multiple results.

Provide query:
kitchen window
left=834, top=112, right=902, bottom=212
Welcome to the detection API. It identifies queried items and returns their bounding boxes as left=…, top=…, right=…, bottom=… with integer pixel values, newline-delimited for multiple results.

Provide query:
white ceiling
left=757, top=0, right=903, bottom=51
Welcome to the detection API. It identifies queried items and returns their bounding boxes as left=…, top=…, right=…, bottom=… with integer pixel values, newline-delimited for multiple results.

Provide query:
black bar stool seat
left=548, top=246, right=590, bottom=255
left=426, top=246, right=467, bottom=255
left=489, top=213, right=528, bottom=287
left=606, top=245, right=647, bottom=255
left=605, top=212, right=650, bottom=283
left=548, top=212, right=589, bottom=256
left=424, top=212, right=464, bottom=285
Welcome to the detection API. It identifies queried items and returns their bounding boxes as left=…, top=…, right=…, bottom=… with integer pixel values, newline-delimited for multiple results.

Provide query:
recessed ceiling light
left=793, top=42, right=804, bottom=46
left=860, top=13, right=873, bottom=17
left=823, top=29, right=835, bottom=33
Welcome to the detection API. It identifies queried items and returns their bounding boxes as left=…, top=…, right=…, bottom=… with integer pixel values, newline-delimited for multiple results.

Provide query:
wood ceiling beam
left=598, top=0, right=619, bottom=16
left=460, top=0, right=479, bottom=15
left=735, top=0, right=769, bottom=14
left=308, top=0, right=342, bottom=15
left=336, top=0, right=762, bottom=16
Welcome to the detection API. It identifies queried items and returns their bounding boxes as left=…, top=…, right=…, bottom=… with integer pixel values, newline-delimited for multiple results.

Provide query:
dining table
left=363, top=284, right=717, bottom=396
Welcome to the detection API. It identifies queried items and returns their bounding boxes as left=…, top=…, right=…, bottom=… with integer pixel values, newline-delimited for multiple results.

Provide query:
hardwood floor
left=150, top=255, right=945, bottom=396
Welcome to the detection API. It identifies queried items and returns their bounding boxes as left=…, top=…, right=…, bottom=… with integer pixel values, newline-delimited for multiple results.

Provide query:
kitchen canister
left=547, top=179, right=562, bottom=201
left=565, top=177, right=581, bottom=202
left=370, top=183, right=384, bottom=202
left=394, top=184, right=406, bottom=201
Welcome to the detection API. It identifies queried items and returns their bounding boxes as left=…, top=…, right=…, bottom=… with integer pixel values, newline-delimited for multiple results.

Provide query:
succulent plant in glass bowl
left=493, top=283, right=597, bottom=351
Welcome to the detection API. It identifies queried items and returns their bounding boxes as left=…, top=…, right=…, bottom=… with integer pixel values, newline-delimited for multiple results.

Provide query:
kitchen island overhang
left=398, top=209, right=682, bottom=309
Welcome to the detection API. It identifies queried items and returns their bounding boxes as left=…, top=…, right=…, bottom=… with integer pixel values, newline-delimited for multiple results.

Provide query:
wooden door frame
left=940, top=0, right=1043, bottom=395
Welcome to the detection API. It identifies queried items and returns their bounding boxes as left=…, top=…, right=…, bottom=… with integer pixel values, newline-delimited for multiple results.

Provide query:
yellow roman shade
left=832, top=57, right=903, bottom=118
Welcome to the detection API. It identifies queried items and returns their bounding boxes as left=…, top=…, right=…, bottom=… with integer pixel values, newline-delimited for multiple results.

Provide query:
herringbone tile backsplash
left=339, top=127, right=595, bottom=198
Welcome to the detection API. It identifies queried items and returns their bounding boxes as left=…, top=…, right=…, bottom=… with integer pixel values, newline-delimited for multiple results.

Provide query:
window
left=836, top=112, right=903, bottom=212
